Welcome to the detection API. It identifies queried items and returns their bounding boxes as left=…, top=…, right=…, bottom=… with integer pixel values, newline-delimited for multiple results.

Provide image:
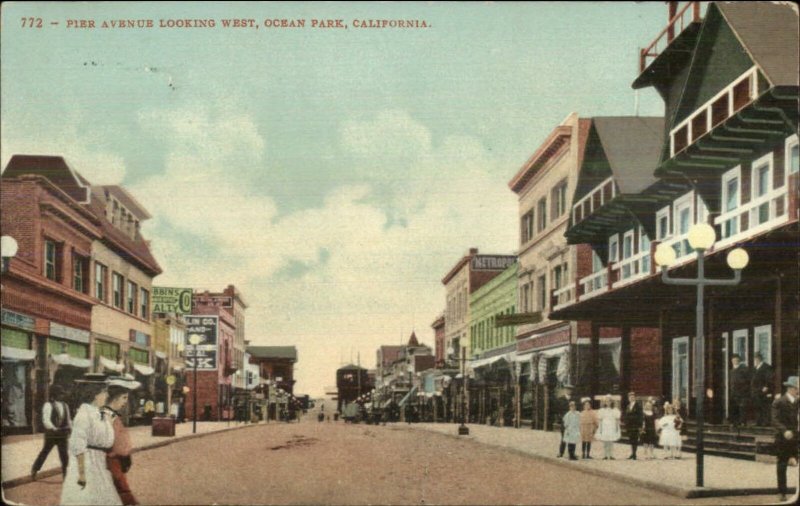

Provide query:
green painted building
left=469, top=262, right=517, bottom=359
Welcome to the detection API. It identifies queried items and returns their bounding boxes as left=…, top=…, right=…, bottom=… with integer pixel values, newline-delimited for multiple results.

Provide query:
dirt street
left=2, top=420, right=781, bottom=505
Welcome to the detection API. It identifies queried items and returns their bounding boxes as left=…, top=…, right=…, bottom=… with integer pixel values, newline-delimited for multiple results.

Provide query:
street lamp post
left=447, top=345, right=469, bottom=436
left=654, top=223, right=749, bottom=488
left=186, top=333, right=203, bottom=434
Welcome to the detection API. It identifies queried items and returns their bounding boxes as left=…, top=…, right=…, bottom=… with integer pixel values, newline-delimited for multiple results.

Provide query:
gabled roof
left=2, top=155, right=90, bottom=203
left=592, top=117, right=664, bottom=195
left=86, top=186, right=162, bottom=276
left=247, top=345, right=298, bottom=361
left=716, top=2, right=799, bottom=87
left=407, top=331, right=419, bottom=347
left=338, top=363, right=367, bottom=371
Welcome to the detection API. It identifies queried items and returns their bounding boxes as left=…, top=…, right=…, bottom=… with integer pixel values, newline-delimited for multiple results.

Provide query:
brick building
left=1, top=157, right=101, bottom=433
left=246, top=345, right=297, bottom=419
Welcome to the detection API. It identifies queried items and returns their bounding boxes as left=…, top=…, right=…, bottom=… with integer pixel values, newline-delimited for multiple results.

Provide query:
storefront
left=47, top=323, right=92, bottom=415
left=1, top=309, right=37, bottom=434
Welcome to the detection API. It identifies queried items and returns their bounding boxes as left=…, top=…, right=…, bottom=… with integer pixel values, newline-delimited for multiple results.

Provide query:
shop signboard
left=49, top=322, right=90, bottom=344
left=152, top=287, right=193, bottom=315
left=471, top=255, right=517, bottom=271
left=184, top=315, right=218, bottom=370
left=1, top=309, right=35, bottom=331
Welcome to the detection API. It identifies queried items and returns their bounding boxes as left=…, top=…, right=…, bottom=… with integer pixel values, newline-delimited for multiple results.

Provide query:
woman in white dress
left=596, top=395, right=621, bottom=460
left=61, top=374, right=121, bottom=506
left=657, top=402, right=682, bottom=459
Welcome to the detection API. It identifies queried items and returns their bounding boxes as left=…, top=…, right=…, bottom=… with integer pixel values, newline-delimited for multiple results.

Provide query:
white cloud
left=129, top=108, right=518, bottom=397
left=0, top=119, right=127, bottom=184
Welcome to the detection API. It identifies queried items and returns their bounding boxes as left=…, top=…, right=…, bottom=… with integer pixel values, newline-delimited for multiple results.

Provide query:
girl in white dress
left=596, top=395, right=621, bottom=460
left=61, top=375, right=121, bottom=506
left=657, top=402, right=682, bottom=459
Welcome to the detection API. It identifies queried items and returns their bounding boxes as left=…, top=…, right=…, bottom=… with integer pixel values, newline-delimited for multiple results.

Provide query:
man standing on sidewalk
left=751, top=352, right=774, bottom=427
left=624, top=391, right=643, bottom=460
left=555, top=384, right=573, bottom=458
left=772, top=376, right=798, bottom=502
left=31, top=385, right=71, bottom=480
left=730, top=354, right=751, bottom=428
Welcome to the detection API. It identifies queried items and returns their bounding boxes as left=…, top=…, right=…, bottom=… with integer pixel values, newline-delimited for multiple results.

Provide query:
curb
left=401, top=424, right=795, bottom=499
left=2, top=422, right=263, bottom=490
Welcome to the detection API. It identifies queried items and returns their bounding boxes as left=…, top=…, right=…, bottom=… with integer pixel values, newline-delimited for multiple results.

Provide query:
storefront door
left=672, top=337, right=689, bottom=408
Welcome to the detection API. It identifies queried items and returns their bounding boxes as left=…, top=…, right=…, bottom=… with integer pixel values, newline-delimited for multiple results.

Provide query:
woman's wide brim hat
left=108, top=374, right=142, bottom=390
left=74, top=373, right=109, bottom=384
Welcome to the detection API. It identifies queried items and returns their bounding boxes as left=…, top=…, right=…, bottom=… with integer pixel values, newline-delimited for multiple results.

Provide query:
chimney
left=468, top=248, right=478, bottom=256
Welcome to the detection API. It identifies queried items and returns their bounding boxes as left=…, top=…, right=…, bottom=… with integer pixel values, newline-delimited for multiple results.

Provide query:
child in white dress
left=657, top=402, right=682, bottom=459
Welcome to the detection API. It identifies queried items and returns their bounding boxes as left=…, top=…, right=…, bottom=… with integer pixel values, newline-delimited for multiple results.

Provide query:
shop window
left=129, top=347, right=149, bottom=364
left=1, top=361, right=28, bottom=427
left=1, top=327, right=31, bottom=349
left=95, top=340, right=119, bottom=360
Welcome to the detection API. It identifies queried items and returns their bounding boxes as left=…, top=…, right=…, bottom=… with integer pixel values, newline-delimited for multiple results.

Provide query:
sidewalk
left=1, top=420, right=261, bottom=488
left=403, top=423, right=798, bottom=498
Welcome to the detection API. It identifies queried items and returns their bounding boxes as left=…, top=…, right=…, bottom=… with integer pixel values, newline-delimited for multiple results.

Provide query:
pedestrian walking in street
left=624, top=391, right=643, bottom=460
left=641, top=400, right=658, bottom=460
left=554, top=384, right=573, bottom=458
left=771, top=375, right=799, bottom=503
left=579, top=398, right=598, bottom=459
left=562, top=401, right=581, bottom=460
left=31, top=385, right=72, bottom=480
left=596, top=395, right=620, bottom=460
left=657, top=402, right=681, bottom=459
left=60, top=373, right=121, bottom=506
left=729, top=354, right=751, bottom=428
left=105, top=375, right=141, bottom=506
left=751, top=352, right=774, bottom=427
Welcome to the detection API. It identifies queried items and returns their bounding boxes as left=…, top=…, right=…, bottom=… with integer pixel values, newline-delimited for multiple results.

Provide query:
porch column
left=707, top=298, right=717, bottom=421
left=590, top=323, right=600, bottom=403
left=660, top=311, right=671, bottom=407
left=620, top=326, right=631, bottom=395
left=774, top=275, right=783, bottom=389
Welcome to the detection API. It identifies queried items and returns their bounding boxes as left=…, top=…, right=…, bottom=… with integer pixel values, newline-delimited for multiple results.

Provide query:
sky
left=1, top=1, right=671, bottom=397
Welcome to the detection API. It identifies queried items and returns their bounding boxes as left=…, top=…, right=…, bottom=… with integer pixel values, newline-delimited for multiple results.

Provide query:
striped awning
left=50, top=353, right=91, bottom=368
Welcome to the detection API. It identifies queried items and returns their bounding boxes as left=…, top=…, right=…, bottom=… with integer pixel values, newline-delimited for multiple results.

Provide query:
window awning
left=99, top=356, right=125, bottom=372
left=469, top=353, right=514, bottom=370
left=1, top=346, right=36, bottom=361
left=155, top=351, right=168, bottom=359
left=133, top=363, right=155, bottom=376
left=50, top=353, right=91, bottom=368
left=398, top=386, right=418, bottom=407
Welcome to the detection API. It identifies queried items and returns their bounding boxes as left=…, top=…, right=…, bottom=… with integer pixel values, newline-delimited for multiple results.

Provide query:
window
left=44, top=240, right=58, bottom=281
left=751, top=153, right=773, bottom=225
left=591, top=249, right=603, bottom=273
left=126, top=281, right=137, bottom=314
left=640, top=227, right=651, bottom=273
left=732, top=329, right=748, bottom=365
left=112, top=273, right=124, bottom=309
left=140, top=288, right=150, bottom=320
left=521, top=209, right=534, bottom=243
left=72, top=253, right=88, bottom=293
left=95, top=263, right=108, bottom=302
left=608, top=234, right=619, bottom=263
left=656, top=207, right=670, bottom=241
left=537, top=198, right=547, bottom=232
left=720, top=167, right=741, bottom=238
left=95, top=340, right=119, bottom=360
left=537, top=275, right=546, bottom=311
left=522, top=283, right=531, bottom=312
left=551, top=180, right=568, bottom=220
left=753, top=325, right=771, bottom=365
left=788, top=136, right=799, bottom=175
left=129, top=347, right=149, bottom=364
left=621, top=230, right=634, bottom=278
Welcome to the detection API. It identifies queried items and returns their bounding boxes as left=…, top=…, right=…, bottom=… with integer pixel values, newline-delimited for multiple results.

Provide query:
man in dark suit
left=31, top=386, right=72, bottom=480
left=624, top=391, right=644, bottom=460
left=555, top=384, right=573, bottom=458
left=730, top=354, right=751, bottom=427
left=772, top=376, right=798, bottom=502
left=750, top=352, right=774, bottom=427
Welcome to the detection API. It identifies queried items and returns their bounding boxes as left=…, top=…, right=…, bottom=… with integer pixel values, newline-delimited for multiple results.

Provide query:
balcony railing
left=670, top=67, right=759, bottom=157
left=551, top=284, right=576, bottom=312
left=715, top=183, right=789, bottom=249
left=572, top=177, right=616, bottom=225
left=611, top=249, right=652, bottom=289
left=640, top=1, right=702, bottom=72
left=578, top=269, right=609, bottom=301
